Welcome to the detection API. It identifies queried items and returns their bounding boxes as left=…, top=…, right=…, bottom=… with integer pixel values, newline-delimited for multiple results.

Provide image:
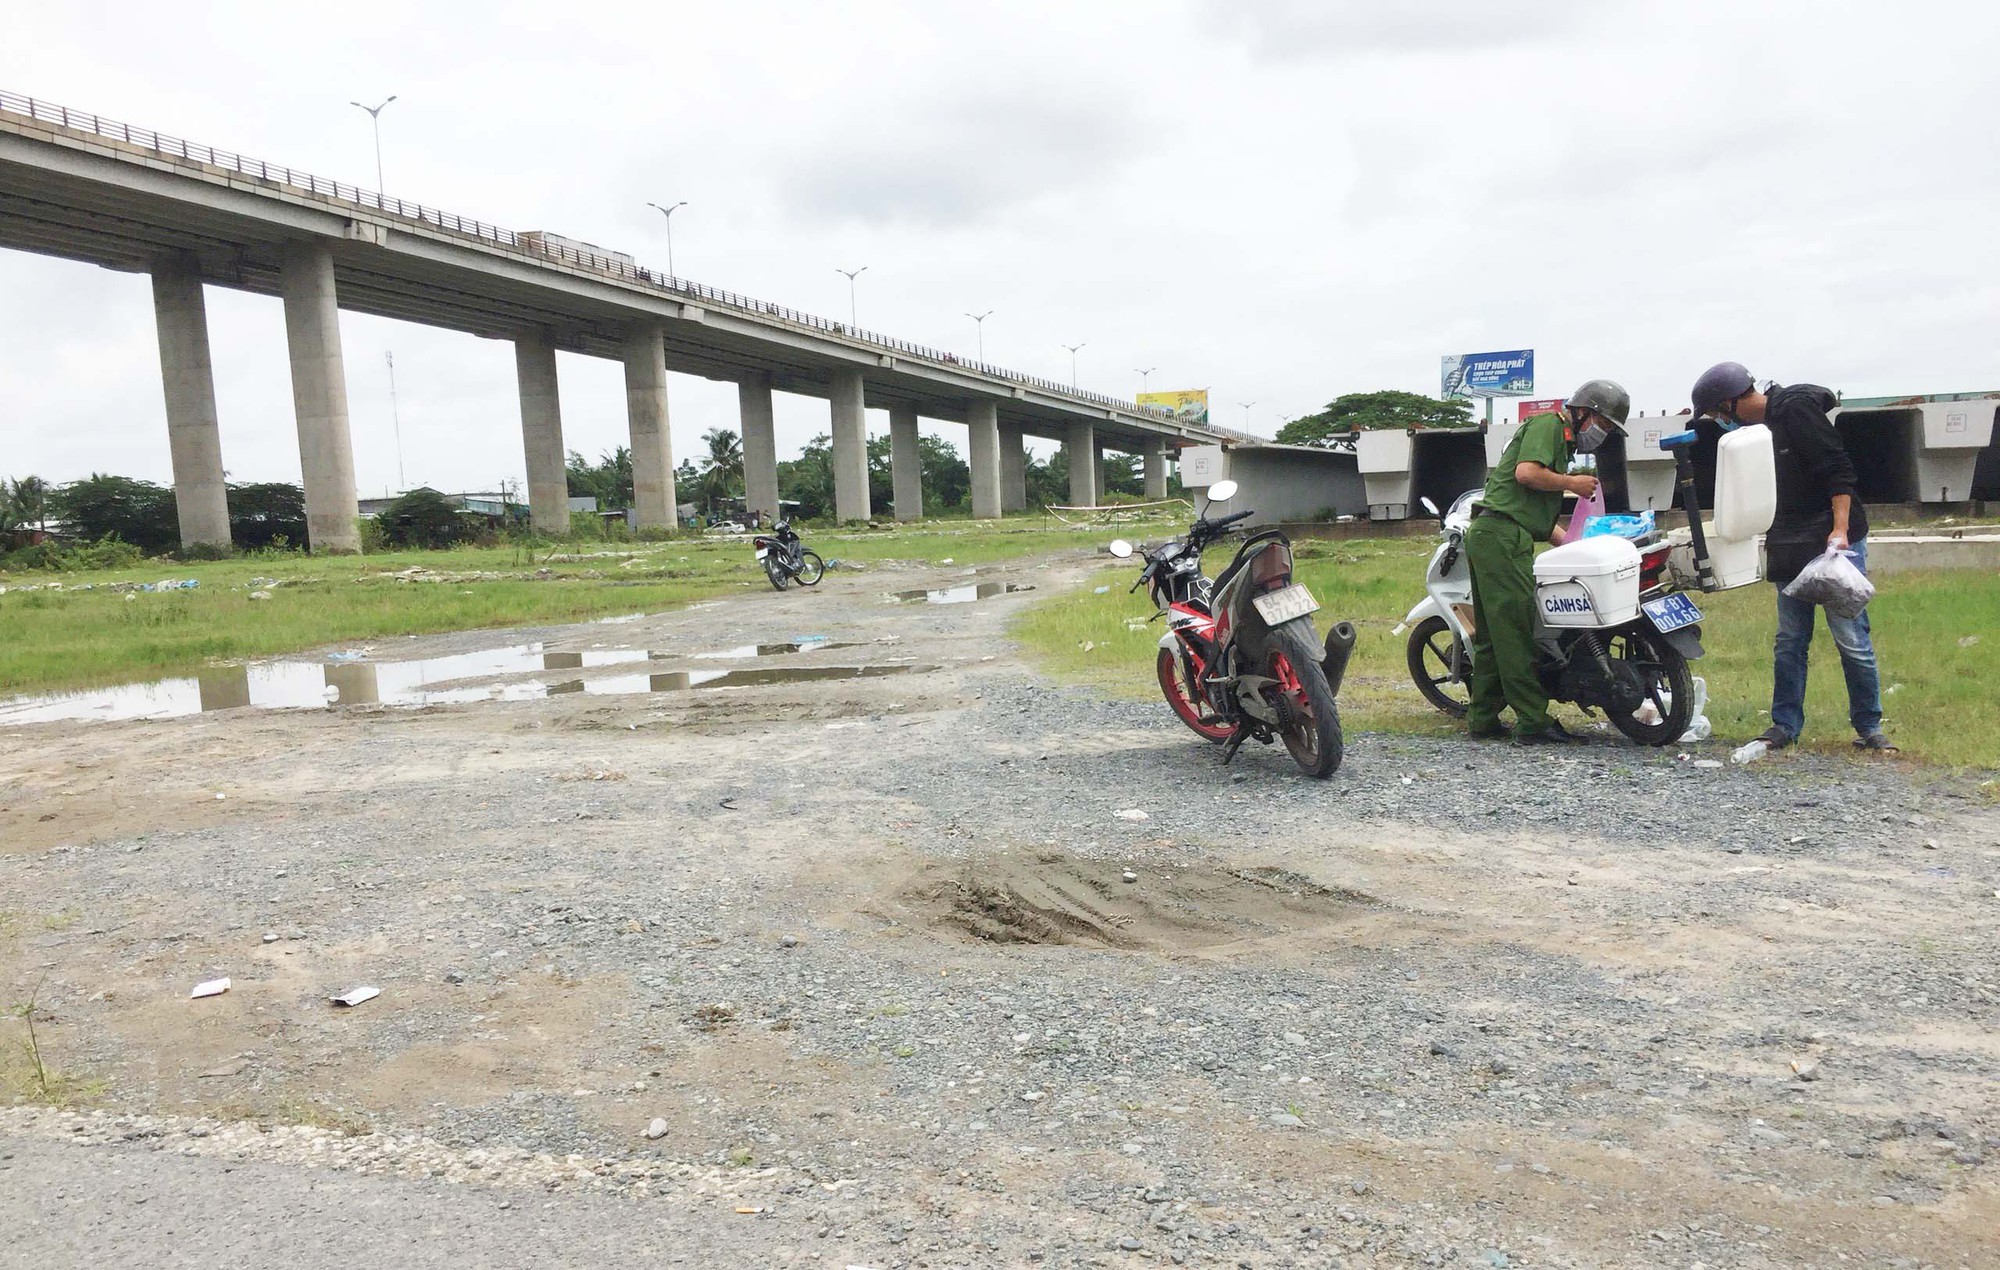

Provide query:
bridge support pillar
left=1144, top=438, right=1170, bottom=500
left=1065, top=421, right=1098, bottom=507
left=150, top=260, right=231, bottom=549
left=739, top=373, right=780, bottom=524
left=967, top=400, right=1002, bottom=519
left=514, top=333, right=568, bottom=535
left=888, top=403, right=922, bottom=521
left=999, top=422, right=1027, bottom=512
left=280, top=241, right=360, bottom=553
left=830, top=367, right=871, bottom=522
left=623, top=323, right=677, bottom=529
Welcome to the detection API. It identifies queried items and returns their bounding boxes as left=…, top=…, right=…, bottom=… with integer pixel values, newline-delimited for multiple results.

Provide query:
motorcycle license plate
left=755, top=547, right=769, bottom=560
left=1251, top=583, right=1320, bottom=626
left=1642, top=592, right=1702, bottom=633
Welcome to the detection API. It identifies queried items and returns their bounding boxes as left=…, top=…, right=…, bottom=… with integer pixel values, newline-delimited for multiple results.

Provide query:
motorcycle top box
left=1532, top=536, right=1641, bottom=628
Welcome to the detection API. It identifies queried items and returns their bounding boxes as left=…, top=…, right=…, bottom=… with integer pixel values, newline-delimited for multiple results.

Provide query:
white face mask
left=1574, top=420, right=1610, bottom=453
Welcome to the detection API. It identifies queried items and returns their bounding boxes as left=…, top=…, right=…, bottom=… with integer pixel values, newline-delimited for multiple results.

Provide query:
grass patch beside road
left=1012, top=537, right=2000, bottom=769
left=0, top=517, right=1136, bottom=696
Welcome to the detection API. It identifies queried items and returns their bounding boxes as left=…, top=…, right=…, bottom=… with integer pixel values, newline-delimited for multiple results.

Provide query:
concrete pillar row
left=279, top=241, right=360, bottom=553
left=149, top=259, right=231, bottom=549
left=1144, top=437, right=1170, bottom=501
left=967, top=400, right=1002, bottom=520
left=888, top=403, right=922, bottom=522
left=999, top=421, right=1027, bottom=512
left=1065, top=421, right=1098, bottom=507
left=830, top=367, right=871, bottom=522
left=739, top=373, right=780, bottom=524
left=622, top=324, right=676, bottom=529
left=514, top=333, right=568, bottom=535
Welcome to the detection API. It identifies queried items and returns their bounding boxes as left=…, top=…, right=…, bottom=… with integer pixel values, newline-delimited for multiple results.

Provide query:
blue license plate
left=1642, top=592, right=1702, bottom=633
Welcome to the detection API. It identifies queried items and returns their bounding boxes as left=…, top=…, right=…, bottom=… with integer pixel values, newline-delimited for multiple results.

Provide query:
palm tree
left=3, top=476, right=46, bottom=536
left=698, top=428, right=743, bottom=516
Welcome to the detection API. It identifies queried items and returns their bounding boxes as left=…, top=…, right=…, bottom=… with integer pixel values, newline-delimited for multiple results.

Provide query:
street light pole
left=1238, top=400, right=1256, bottom=429
left=385, top=350, right=406, bottom=491
left=645, top=200, right=687, bottom=277
left=348, top=95, right=397, bottom=193
left=1135, top=367, right=1156, bottom=396
left=835, top=266, right=868, bottom=327
left=965, top=310, right=993, bottom=361
left=1062, top=342, right=1087, bottom=390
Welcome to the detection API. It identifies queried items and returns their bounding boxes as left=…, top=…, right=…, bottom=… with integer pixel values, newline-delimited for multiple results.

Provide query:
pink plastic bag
left=1566, top=482, right=1605, bottom=542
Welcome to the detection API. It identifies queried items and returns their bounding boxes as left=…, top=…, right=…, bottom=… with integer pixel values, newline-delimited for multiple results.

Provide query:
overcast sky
left=4, top=0, right=1996, bottom=495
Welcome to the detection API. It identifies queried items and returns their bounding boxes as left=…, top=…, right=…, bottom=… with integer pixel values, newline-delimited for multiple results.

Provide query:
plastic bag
left=1565, top=482, right=1606, bottom=542
left=1781, top=547, right=1874, bottom=619
left=1581, top=511, right=1656, bottom=541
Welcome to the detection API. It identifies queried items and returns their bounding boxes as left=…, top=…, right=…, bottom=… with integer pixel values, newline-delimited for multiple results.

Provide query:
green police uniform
left=1465, top=411, right=1572, bottom=736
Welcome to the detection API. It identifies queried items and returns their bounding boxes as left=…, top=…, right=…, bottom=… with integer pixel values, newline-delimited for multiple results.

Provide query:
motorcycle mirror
left=1206, top=479, right=1239, bottom=503
left=1420, top=496, right=1440, bottom=517
left=1107, top=539, right=1135, bottom=559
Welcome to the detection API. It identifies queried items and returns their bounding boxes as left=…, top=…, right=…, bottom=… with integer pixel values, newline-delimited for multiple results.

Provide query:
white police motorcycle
left=1397, top=423, right=1775, bottom=746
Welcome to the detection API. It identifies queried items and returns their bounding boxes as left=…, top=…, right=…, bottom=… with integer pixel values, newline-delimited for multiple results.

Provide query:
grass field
left=1013, top=536, right=2000, bottom=771
left=0, top=517, right=1139, bottom=697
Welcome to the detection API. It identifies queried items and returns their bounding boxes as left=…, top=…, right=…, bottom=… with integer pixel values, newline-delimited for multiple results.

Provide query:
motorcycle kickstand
left=1219, top=727, right=1246, bottom=765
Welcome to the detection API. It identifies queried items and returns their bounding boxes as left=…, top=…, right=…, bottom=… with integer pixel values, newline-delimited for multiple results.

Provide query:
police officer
left=1464, top=379, right=1627, bottom=744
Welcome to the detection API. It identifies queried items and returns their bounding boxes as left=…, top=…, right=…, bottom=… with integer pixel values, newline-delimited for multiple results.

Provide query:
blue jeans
left=1771, top=540, right=1882, bottom=740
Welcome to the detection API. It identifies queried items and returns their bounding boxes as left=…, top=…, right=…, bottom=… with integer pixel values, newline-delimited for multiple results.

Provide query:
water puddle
left=0, top=640, right=919, bottom=725
left=892, top=582, right=1036, bottom=604
left=691, top=638, right=849, bottom=660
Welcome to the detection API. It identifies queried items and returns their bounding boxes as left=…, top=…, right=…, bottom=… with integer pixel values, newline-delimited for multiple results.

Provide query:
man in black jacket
left=1691, top=363, right=1895, bottom=752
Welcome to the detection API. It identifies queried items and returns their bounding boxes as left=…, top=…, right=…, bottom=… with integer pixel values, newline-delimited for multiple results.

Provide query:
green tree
left=377, top=487, right=476, bottom=550
left=227, top=482, right=307, bottom=549
left=51, top=474, right=180, bottom=553
left=916, top=434, right=970, bottom=511
left=7, top=476, right=50, bottom=532
left=1276, top=391, right=1475, bottom=446
left=779, top=434, right=836, bottom=522
left=565, top=446, right=633, bottom=509
left=697, top=428, right=744, bottom=515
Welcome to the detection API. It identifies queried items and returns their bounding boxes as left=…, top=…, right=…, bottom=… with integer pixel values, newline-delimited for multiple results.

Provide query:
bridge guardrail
left=0, top=89, right=1194, bottom=431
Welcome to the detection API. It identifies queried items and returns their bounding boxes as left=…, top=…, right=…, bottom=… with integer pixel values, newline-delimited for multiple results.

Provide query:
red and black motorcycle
left=1110, top=481, right=1356, bottom=779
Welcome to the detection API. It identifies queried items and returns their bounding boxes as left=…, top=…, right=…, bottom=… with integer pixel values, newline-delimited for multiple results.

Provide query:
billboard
left=1139, top=388, right=1210, bottom=426
left=1441, top=350, right=1535, bottom=399
left=1517, top=397, right=1566, bottom=422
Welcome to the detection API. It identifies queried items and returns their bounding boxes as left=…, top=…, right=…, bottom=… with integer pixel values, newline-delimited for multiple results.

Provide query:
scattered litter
left=1093, top=585, right=1111, bottom=594
left=200, top=1057, right=250, bottom=1078
left=644, top=1117, right=668, bottom=1140
left=262, top=932, right=279, bottom=944
left=937, top=558, right=953, bottom=565
left=1078, top=641, right=1096, bottom=652
left=1790, top=1058, right=1821, bottom=1082
left=1114, top=808, right=1149, bottom=821
left=734, top=1206, right=765, bottom=1215
left=326, top=650, right=368, bottom=663
left=719, top=797, right=740, bottom=811
left=1692, top=759, right=1723, bottom=769
left=1021, top=1090, right=1045, bottom=1102
left=330, top=985, right=380, bottom=1007
left=1678, top=677, right=1712, bottom=742
left=1959, top=634, right=1981, bottom=648
left=248, top=591, right=273, bottom=601
left=214, top=791, right=226, bottom=800
left=140, top=579, right=199, bottom=592
left=1121, top=870, right=1139, bottom=883
left=190, top=977, right=231, bottom=999
left=1400, top=775, right=1413, bottom=786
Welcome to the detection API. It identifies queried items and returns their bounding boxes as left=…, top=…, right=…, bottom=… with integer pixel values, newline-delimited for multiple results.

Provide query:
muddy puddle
left=895, top=849, right=1376, bottom=953
left=892, top=582, right=1037, bottom=604
left=0, top=639, right=922, bottom=725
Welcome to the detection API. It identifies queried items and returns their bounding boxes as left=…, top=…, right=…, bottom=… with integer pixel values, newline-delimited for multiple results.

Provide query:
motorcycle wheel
left=794, top=551, right=826, bottom=586
left=1266, top=625, right=1343, bottom=779
left=1605, top=628, right=1693, bottom=745
left=765, top=557, right=790, bottom=591
left=1406, top=615, right=1469, bottom=718
left=1156, top=647, right=1236, bottom=744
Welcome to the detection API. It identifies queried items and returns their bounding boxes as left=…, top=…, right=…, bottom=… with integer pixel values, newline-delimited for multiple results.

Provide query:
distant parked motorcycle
left=1111, top=480, right=1356, bottom=779
left=752, top=520, right=824, bottom=591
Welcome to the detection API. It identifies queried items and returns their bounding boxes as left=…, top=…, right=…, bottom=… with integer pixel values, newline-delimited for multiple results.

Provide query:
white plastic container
left=1534, top=537, right=1642, bottom=627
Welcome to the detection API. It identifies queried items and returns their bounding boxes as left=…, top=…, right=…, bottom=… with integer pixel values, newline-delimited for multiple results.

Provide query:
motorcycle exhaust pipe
left=1320, top=620, right=1358, bottom=696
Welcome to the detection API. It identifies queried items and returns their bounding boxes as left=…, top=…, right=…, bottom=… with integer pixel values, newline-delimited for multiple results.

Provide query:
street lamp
left=645, top=201, right=687, bottom=277
left=1135, top=367, right=1157, bottom=396
left=965, top=310, right=993, bottom=361
left=349, top=95, right=397, bottom=194
left=1238, top=400, right=1256, bottom=429
left=835, top=266, right=868, bottom=327
left=1062, top=342, right=1087, bottom=390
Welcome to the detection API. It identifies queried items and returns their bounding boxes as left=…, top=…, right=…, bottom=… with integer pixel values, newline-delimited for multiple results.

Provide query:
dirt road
left=3, top=550, right=1996, bottom=1268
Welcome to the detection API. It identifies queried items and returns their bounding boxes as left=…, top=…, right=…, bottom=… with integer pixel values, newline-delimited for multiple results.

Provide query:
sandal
left=1853, top=732, right=1900, bottom=753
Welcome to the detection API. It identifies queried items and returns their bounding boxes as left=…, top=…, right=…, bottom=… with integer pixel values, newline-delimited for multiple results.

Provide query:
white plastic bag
left=1782, top=547, right=1874, bottom=619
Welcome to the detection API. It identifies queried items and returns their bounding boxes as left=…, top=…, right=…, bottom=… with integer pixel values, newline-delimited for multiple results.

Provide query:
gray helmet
left=1691, top=361, right=1754, bottom=419
left=1568, top=378, right=1630, bottom=431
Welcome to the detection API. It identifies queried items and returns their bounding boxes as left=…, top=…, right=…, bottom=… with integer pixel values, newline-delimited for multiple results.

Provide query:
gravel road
left=2, top=549, right=1996, bottom=1268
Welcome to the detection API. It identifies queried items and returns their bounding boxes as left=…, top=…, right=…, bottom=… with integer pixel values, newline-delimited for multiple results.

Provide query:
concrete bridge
left=0, top=90, right=1235, bottom=551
